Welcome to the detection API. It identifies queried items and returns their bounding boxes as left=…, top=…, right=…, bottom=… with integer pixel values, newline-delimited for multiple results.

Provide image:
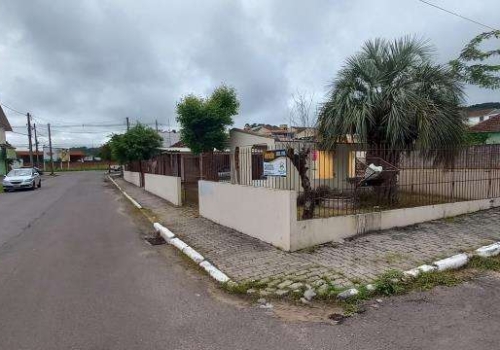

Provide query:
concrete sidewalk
left=114, top=177, right=500, bottom=294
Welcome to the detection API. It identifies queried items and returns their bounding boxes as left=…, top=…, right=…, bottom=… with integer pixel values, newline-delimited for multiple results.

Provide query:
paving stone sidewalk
left=114, top=177, right=500, bottom=295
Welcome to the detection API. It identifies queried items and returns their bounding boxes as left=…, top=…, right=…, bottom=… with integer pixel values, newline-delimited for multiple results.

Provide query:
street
left=1, top=171, right=499, bottom=349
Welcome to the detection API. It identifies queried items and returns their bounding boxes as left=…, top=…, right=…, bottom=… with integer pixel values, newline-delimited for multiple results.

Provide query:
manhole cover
left=328, top=313, right=346, bottom=324
left=145, top=236, right=166, bottom=246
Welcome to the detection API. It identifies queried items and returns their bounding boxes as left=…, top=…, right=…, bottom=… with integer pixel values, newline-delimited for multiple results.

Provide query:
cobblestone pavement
left=114, top=177, right=500, bottom=296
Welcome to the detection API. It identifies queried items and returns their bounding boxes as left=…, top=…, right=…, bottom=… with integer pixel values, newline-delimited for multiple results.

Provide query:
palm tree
left=318, top=37, right=467, bottom=203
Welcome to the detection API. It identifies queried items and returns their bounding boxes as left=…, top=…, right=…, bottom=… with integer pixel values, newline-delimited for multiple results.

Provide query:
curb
left=108, top=176, right=142, bottom=209
left=343, top=241, right=500, bottom=300
left=153, top=222, right=230, bottom=284
left=107, top=176, right=231, bottom=285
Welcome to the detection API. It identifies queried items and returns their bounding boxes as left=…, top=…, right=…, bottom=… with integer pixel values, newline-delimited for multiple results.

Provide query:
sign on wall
left=263, top=149, right=287, bottom=177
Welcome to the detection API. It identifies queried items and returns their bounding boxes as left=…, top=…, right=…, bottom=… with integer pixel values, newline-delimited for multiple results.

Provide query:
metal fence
left=126, top=151, right=231, bottom=205
left=230, top=143, right=500, bottom=220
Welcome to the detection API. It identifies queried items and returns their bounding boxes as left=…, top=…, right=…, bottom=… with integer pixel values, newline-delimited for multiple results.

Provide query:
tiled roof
left=231, top=128, right=276, bottom=139
left=470, top=114, right=500, bottom=132
left=467, top=108, right=495, bottom=118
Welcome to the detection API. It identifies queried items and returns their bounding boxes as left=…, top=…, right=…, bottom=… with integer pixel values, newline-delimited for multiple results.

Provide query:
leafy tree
left=466, top=132, right=489, bottom=145
left=318, top=37, right=467, bottom=203
left=109, top=124, right=162, bottom=164
left=467, top=102, right=500, bottom=111
left=98, top=142, right=114, bottom=162
left=450, top=30, right=500, bottom=89
left=176, top=85, right=239, bottom=154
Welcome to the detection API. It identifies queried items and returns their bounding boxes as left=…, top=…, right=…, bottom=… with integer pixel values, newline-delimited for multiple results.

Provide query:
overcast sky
left=1, top=0, right=499, bottom=149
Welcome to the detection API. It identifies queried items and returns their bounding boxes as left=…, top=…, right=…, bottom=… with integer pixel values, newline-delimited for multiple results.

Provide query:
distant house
left=466, top=108, right=500, bottom=126
left=0, top=106, right=16, bottom=175
left=158, top=130, right=181, bottom=149
left=243, top=123, right=317, bottom=141
left=16, top=149, right=86, bottom=166
left=469, top=113, right=500, bottom=144
left=229, top=128, right=356, bottom=191
left=161, top=140, right=191, bottom=153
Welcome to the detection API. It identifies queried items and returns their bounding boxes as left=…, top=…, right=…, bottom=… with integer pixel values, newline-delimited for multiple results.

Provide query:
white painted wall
left=123, top=170, right=141, bottom=187
left=198, top=178, right=500, bottom=252
left=198, top=181, right=293, bottom=250
left=290, top=197, right=500, bottom=251
left=144, top=173, right=182, bottom=206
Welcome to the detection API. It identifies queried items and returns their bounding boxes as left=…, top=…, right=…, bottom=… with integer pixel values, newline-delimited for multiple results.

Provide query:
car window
left=7, top=169, right=32, bottom=177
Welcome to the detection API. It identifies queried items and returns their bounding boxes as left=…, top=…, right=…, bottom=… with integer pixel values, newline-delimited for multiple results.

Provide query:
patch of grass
left=221, top=280, right=266, bottom=295
left=0, top=186, right=4, bottom=193
left=374, top=270, right=406, bottom=295
left=406, top=270, right=466, bottom=291
left=468, top=255, right=500, bottom=271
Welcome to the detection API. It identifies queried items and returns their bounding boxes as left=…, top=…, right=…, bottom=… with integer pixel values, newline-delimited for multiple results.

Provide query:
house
left=16, top=149, right=86, bottom=167
left=466, top=108, right=500, bottom=126
left=469, top=113, right=500, bottom=144
left=0, top=106, right=16, bottom=175
left=162, top=140, right=191, bottom=153
left=158, top=130, right=181, bottom=149
left=229, top=128, right=356, bottom=192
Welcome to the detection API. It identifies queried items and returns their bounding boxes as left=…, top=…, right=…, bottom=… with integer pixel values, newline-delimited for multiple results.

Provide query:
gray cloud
left=1, top=0, right=499, bottom=148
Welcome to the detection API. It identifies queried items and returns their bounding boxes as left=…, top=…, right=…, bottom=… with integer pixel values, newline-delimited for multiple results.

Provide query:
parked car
left=2, top=168, right=42, bottom=191
left=109, top=165, right=122, bottom=173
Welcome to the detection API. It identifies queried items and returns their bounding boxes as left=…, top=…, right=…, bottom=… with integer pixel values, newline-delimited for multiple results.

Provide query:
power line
left=9, top=130, right=30, bottom=136
left=0, top=102, right=26, bottom=116
left=416, top=0, right=499, bottom=31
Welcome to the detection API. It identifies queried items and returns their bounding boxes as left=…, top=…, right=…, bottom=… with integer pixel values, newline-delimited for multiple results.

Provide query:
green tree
left=109, top=124, right=162, bottom=163
left=450, top=30, right=500, bottom=89
left=98, top=142, right=113, bottom=161
left=318, top=37, right=467, bottom=203
left=176, top=85, right=239, bottom=154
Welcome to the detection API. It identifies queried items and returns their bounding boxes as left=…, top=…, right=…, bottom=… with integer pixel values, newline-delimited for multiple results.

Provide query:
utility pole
left=48, top=123, right=55, bottom=175
left=126, top=117, right=130, bottom=131
left=27, top=113, right=34, bottom=166
left=155, top=119, right=159, bottom=132
left=33, top=123, right=40, bottom=168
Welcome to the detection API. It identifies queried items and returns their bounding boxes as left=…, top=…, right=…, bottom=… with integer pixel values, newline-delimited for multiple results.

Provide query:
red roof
left=470, top=114, right=500, bottom=133
left=170, top=140, right=187, bottom=148
left=467, top=108, right=495, bottom=118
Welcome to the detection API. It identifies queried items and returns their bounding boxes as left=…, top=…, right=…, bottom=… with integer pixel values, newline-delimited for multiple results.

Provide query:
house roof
left=0, top=106, right=12, bottom=131
left=170, top=140, right=187, bottom=148
left=467, top=108, right=495, bottom=118
left=470, top=114, right=500, bottom=133
left=231, top=128, right=276, bottom=139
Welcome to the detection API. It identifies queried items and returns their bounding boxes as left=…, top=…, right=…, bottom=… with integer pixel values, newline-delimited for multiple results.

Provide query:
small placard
left=263, top=150, right=287, bottom=177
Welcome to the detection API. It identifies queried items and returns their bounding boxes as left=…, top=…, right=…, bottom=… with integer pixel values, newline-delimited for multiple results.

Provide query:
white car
left=2, top=168, right=42, bottom=191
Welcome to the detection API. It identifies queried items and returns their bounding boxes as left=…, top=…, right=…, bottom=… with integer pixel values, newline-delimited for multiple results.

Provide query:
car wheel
left=32, top=182, right=36, bottom=190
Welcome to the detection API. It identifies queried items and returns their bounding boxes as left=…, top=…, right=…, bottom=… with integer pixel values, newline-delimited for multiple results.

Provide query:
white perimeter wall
left=199, top=180, right=500, bottom=252
left=291, top=197, right=500, bottom=251
left=199, top=181, right=293, bottom=250
left=123, top=171, right=141, bottom=187
left=144, top=173, right=182, bottom=206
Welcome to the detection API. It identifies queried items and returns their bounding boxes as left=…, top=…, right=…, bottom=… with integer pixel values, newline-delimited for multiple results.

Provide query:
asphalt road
left=0, top=171, right=499, bottom=350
